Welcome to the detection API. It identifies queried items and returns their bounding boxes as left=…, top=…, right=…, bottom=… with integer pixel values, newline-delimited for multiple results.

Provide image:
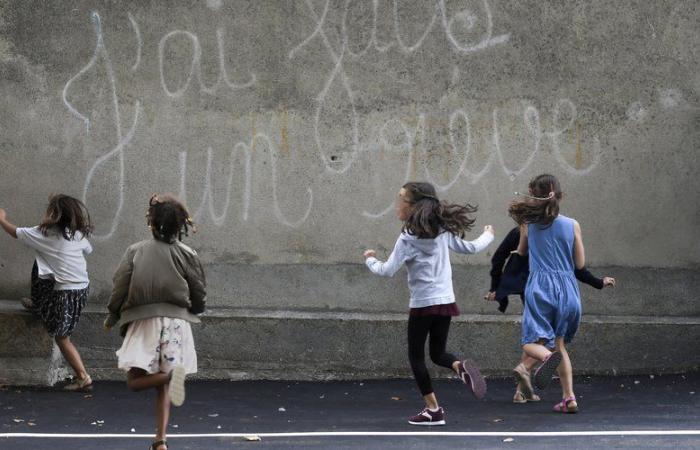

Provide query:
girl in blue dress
left=509, top=174, right=584, bottom=413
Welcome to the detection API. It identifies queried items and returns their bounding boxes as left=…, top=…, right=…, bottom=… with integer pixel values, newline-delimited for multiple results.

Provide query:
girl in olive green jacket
left=105, top=194, right=206, bottom=450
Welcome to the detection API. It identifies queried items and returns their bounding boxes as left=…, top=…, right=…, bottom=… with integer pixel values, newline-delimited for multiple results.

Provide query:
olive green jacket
left=105, top=238, right=206, bottom=336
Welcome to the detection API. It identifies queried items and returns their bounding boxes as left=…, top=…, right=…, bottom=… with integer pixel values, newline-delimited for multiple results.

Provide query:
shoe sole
left=169, top=366, right=186, bottom=407
left=408, top=420, right=446, bottom=426
left=533, top=352, right=563, bottom=390
left=461, top=359, right=487, bottom=400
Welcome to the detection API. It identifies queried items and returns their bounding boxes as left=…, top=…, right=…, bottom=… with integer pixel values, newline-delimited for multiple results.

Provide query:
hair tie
left=514, top=191, right=555, bottom=201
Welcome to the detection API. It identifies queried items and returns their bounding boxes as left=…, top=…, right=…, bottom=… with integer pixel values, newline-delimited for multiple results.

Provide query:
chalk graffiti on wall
left=362, top=99, right=601, bottom=218
left=63, top=12, right=141, bottom=240
left=289, top=0, right=511, bottom=174
left=62, top=2, right=602, bottom=235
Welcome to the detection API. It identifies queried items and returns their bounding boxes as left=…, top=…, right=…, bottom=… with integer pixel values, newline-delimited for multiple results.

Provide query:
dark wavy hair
left=38, top=194, right=92, bottom=240
left=508, top=174, right=562, bottom=226
left=401, top=182, right=477, bottom=239
left=146, top=194, right=195, bottom=243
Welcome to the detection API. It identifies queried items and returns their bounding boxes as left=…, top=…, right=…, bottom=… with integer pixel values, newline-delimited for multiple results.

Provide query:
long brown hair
left=508, top=174, right=562, bottom=226
left=38, top=194, right=92, bottom=240
left=401, top=182, right=477, bottom=239
left=146, top=194, right=195, bottom=243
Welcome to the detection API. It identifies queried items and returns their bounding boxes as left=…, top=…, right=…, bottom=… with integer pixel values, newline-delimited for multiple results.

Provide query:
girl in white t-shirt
left=0, top=195, right=94, bottom=392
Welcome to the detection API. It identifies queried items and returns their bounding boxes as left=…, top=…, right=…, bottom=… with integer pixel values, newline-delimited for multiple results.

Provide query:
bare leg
left=514, top=351, right=540, bottom=398
left=523, top=341, right=553, bottom=362
left=423, top=392, right=439, bottom=410
left=521, top=352, right=539, bottom=371
left=555, top=338, right=575, bottom=399
left=155, top=384, right=170, bottom=449
left=54, top=336, right=88, bottom=380
left=127, top=368, right=170, bottom=392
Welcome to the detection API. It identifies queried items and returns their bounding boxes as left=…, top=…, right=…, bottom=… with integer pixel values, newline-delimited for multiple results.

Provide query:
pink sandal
left=553, top=395, right=578, bottom=413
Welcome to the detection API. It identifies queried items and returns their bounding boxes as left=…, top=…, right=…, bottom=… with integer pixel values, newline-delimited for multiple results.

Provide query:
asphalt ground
left=1, top=373, right=698, bottom=449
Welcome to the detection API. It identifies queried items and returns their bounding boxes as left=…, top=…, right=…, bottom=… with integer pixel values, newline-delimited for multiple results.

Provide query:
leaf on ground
left=503, top=437, right=514, bottom=442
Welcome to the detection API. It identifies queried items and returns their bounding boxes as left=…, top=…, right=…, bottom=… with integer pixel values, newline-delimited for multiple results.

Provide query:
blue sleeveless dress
left=521, top=215, right=581, bottom=348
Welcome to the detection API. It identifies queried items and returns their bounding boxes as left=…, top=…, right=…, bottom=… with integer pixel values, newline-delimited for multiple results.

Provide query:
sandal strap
left=151, top=440, right=167, bottom=449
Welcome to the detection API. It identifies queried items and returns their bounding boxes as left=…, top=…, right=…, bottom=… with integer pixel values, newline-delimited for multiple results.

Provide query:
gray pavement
left=1, top=373, right=699, bottom=449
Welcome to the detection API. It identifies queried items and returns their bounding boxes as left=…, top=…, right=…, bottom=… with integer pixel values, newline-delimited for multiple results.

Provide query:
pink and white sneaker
left=408, top=407, right=446, bottom=426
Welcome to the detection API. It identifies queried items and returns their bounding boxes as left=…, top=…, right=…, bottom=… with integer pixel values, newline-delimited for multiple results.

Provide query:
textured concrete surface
left=3, top=301, right=698, bottom=384
left=0, top=1, right=698, bottom=381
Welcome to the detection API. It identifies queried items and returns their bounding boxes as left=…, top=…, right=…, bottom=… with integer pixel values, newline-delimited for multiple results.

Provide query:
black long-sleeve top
left=489, top=227, right=605, bottom=313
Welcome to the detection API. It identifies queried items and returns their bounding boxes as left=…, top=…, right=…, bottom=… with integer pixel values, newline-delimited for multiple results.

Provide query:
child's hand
left=363, top=249, right=376, bottom=259
left=484, top=291, right=496, bottom=301
left=603, top=277, right=616, bottom=288
left=483, top=225, right=494, bottom=235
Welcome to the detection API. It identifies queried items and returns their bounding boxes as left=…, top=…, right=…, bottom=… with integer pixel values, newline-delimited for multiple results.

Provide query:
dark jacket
left=490, top=227, right=604, bottom=313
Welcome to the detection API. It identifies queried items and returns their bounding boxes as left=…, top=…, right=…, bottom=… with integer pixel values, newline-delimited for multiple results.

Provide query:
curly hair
left=146, top=194, right=195, bottom=243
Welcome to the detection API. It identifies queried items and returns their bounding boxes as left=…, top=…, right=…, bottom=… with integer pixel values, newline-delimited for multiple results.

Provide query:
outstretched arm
left=448, top=225, right=495, bottom=254
left=574, top=267, right=616, bottom=289
left=364, top=237, right=409, bottom=277
left=0, top=208, right=18, bottom=239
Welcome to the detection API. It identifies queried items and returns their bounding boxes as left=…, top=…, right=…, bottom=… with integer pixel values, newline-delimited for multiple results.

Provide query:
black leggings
left=408, top=315, right=459, bottom=396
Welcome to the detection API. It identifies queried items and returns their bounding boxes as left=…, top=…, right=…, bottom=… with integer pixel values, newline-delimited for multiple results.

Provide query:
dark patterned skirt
left=30, top=262, right=89, bottom=337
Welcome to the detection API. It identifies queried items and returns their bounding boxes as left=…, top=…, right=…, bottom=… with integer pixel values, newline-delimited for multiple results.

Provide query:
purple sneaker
left=457, top=359, right=487, bottom=400
left=408, top=407, right=446, bottom=426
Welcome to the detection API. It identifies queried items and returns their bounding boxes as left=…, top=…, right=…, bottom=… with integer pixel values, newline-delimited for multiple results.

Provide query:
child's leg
left=513, top=351, right=540, bottom=401
left=426, top=316, right=459, bottom=372
left=54, top=336, right=88, bottom=380
left=155, top=384, right=170, bottom=449
left=555, top=338, right=575, bottom=399
left=523, top=340, right=553, bottom=361
left=408, top=316, right=439, bottom=408
left=127, top=368, right=170, bottom=392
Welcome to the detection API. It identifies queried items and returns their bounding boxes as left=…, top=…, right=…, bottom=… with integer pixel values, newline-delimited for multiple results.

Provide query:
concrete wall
left=0, top=1, right=698, bottom=381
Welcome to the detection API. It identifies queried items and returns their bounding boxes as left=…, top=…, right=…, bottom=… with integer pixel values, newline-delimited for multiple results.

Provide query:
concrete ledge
left=3, top=300, right=696, bottom=385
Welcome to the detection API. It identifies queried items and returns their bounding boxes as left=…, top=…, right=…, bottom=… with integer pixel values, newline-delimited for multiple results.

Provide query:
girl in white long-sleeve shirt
left=364, top=182, right=494, bottom=426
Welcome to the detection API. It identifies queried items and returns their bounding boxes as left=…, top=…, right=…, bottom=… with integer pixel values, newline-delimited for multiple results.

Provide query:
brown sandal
left=64, top=375, right=93, bottom=392
left=150, top=440, right=167, bottom=450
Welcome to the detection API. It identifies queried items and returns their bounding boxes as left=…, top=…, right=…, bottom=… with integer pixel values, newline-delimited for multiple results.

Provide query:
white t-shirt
left=16, top=226, right=92, bottom=290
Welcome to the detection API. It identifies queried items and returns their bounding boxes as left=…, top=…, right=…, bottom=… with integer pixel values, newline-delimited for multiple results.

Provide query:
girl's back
left=528, top=215, right=575, bottom=274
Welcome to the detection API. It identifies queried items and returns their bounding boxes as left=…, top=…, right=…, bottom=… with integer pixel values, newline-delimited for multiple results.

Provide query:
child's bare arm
left=573, top=220, right=585, bottom=270
left=515, top=224, right=528, bottom=256
left=0, top=208, right=18, bottom=238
